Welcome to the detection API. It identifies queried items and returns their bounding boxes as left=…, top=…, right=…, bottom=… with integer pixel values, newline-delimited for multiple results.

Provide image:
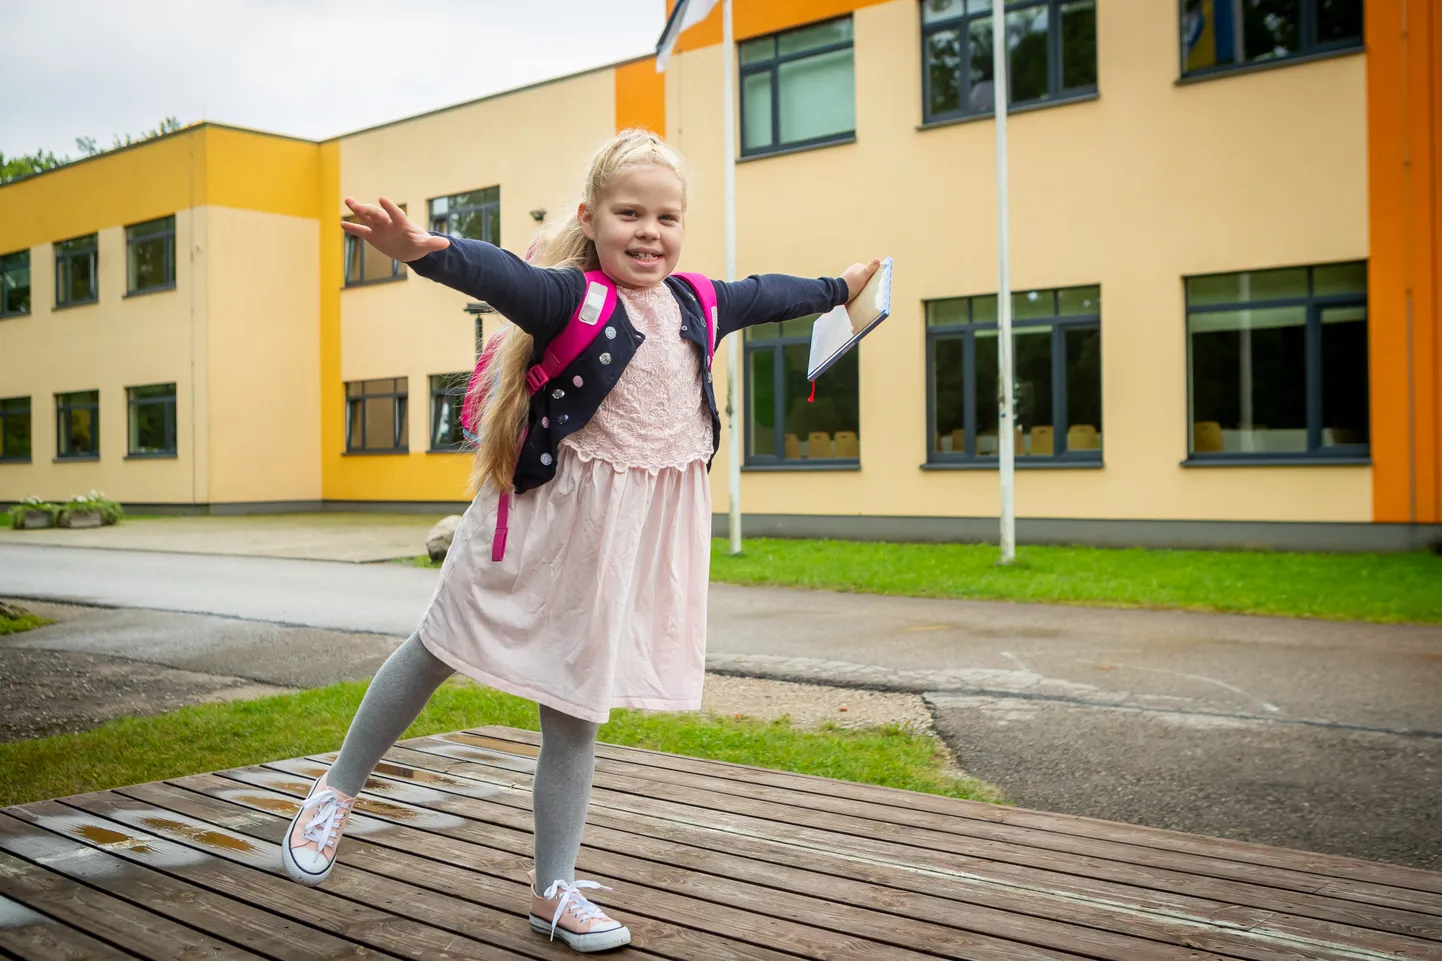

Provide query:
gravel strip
left=701, top=672, right=934, bottom=732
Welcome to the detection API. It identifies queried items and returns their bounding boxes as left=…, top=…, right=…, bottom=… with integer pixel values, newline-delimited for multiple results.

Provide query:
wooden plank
left=1, top=802, right=392, bottom=961
left=361, top=745, right=1442, bottom=961
left=0, top=844, right=264, bottom=961
left=133, top=776, right=826, bottom=961
left=219, top=762, right=1108, bottom=961
left=454, top=728, right=1442, bottom=915
left=260, top=755, right=1416, bottom=961
left=0, top=893, right=140, bottom=961
left=385, top=737, right=1442, bottom=944
left=414, top=732, right=1442, bottom=920
left=60, top=789, right=585, bottom=961
left=468, top=726, right=1442, bottom=897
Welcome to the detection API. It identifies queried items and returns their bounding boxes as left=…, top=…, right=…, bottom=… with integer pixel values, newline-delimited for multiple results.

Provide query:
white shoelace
left=540, top=879, right=612, bottom=940
left=299, top=788, right=352, bottom=853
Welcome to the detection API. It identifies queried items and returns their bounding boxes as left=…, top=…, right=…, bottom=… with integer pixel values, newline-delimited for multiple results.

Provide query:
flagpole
left=992, top=4, right=1016, bottom=564
left=722, top=0, right=743, bottom=555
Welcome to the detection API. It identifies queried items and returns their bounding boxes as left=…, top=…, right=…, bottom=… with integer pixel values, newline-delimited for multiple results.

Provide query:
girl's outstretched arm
left=713, top=259, right=882, bottom=341
left=341, top=197, right=581, bottom=345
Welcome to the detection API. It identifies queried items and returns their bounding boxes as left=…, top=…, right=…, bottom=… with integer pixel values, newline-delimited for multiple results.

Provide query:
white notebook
left=807, top=257, right=893, bottom=381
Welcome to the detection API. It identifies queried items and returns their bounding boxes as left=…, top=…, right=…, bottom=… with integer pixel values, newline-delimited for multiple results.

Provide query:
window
left=430, top=189, right=499, bottom=246
left=745, top=318, right=861, bottom=464
left=1187, top=262, right=1367, bottom=459
left=922, top=0, right=1097, bottom=124
left=56, top=390, right=100, bottom=459
left=928, top=286, right=1102, bottom=462
left=345, top=205, right=407, bottom=285
left=55, top=234, right=98, bottom=307
left=127, top=216, right=175, bottom=294
left=127, top=383, right=177, bottom=456
left=0, top=397, right=31, bottom=462
left=345, top=378, right=408, bottom=453
left=740, top=17, right=856, bottom=157
left=430, top=372, right=471, bottom=451
left=1181, top=0, right=1363, bottom=78
left=1, top=250, right=29, bottom=317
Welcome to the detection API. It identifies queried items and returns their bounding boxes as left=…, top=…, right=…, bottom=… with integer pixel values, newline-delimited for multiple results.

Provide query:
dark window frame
left=345, top=377, right=409, bottom=454
left=743, top=319, right=862, bottom=467
left=55, top=390, right=100, bottom=460
left=1, top=249, right=30, bottom=318
left=125, top=215, right=176, bottom=295
left=1178, top=0, right=1364, bottom=81
left=126, top=383, right=178, bottom=457
left=429, top=372, right=472, bottom=452
left=739, top=16, right=857, bottom=159
left=920, top=0, right=1098, bottom=126
left=429, top=189, right=500, bottom=246
left=926, top=287, right=1104, bottom=465
left=1185, top=262, right=1369, bottom=463
left=0, top=396, right=32, bottom=462
left=54, top=234, right=99, bottom=308
left=344, top=204, right=408, bottom=287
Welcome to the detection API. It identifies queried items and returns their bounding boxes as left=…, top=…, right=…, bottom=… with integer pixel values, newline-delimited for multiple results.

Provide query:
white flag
left=655, top=0, right=721, bottom=72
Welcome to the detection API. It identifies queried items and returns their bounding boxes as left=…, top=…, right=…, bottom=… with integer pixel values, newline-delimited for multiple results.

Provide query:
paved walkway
left=0, top=512, right=446, bottom=563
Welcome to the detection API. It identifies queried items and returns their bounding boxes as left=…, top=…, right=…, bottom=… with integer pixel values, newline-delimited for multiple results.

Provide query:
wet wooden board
left=1, top=726, right=1438, bottom=961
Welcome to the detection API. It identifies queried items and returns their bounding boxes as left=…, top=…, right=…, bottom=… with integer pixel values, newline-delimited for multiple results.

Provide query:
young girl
left=281, top=129, right=879, bottom=953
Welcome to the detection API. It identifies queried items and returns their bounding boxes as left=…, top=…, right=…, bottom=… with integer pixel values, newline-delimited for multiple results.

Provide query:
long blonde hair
left=469, top=128, right=689, bottom=494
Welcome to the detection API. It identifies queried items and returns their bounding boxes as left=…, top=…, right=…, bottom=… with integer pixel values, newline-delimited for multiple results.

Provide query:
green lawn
left=397, top=539, right=1442, bottom=623
left=0, top=679, right=992, bottom=809
left=0, top=603, right=52, bottom=636
left=710, top=539, right=1442, bottom=624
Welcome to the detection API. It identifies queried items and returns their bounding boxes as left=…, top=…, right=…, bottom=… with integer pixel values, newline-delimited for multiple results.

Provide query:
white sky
left=2, top=0, right=666, bottom=160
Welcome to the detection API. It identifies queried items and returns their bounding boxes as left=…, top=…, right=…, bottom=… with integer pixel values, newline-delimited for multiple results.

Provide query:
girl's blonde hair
left=469, top=128, right=688, bottom=494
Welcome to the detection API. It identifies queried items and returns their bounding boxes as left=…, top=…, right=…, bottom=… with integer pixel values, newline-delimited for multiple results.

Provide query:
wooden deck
left=2, top=726, right=1439, bottom=961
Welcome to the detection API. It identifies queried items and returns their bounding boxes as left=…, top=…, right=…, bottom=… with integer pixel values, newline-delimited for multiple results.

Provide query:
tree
left=0, top=148, right=64, bottom=182
left=1, top=117, right=184, bottom=184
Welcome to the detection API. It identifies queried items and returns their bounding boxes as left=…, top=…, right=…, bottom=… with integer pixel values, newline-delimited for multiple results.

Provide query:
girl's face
left=579, top=164, right=684, bottom=288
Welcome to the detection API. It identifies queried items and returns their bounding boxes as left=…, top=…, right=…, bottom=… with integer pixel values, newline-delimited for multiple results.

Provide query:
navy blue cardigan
left=410, top=235, right=849, bottom=493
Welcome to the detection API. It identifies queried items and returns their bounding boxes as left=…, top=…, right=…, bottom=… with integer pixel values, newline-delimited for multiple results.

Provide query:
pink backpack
left=463, top=270, right=718, bottom=561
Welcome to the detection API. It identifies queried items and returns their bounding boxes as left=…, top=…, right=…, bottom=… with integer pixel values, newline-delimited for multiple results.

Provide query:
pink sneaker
left=528, top=869, right=631, bottom=953
left=281, top=772, right=355, bottom=886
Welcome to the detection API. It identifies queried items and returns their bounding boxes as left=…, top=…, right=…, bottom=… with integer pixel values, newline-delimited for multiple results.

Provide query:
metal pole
left=723, top=0, right=743, bottom=555
left=992, top=2, right=1016, bottom=564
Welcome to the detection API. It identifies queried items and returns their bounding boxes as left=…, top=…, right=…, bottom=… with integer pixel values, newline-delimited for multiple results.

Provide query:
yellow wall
left=325, top=66, right=619, bottom=502
left=0, top=126, right=325, bottom=506
left=0, top=211, right=204, bottom=504
left=670, top=0, right=1371, bottom=523
left=204, top=206, right=322, bottom=503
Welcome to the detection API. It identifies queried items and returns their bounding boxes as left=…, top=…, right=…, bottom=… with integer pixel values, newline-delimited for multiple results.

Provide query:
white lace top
left=560, top=283, right=714, bottom=473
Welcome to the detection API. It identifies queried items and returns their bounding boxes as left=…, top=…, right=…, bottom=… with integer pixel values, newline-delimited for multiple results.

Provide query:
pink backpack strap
left=525, top=270, right=617, bottom=393
left=494, top=269, right=618, bottom=562
left=673, top=272, right=717, bottom=361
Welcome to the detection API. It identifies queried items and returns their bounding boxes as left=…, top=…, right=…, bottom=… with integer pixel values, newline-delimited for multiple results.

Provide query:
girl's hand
left=341, top=197, right=449, bottom=263
left=842, top=258, right=883, bottom=303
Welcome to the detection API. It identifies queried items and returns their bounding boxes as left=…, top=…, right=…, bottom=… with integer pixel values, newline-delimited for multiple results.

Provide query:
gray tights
left=328, top=632, right=598, bottom=887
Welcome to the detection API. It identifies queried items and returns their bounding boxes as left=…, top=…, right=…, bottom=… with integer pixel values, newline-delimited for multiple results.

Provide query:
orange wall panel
left=615, top=58, right=667, bottom=136
left=1367, top=0, right=1442, bottom=524
left=667, top=0, right=893, bottom=51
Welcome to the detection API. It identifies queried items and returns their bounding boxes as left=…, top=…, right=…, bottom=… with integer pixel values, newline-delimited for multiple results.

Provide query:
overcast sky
left=3, top=0, right=666, bottom=160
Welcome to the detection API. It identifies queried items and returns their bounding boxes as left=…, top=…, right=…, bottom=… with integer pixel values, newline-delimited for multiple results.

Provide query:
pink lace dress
left=416, top=283, right=715, bottom=723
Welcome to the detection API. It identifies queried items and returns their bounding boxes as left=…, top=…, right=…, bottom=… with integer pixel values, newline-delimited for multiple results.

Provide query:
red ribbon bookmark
left=807, top=381, right=816, bottom=403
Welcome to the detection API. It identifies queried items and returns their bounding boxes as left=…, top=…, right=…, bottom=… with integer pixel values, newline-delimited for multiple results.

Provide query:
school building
left=1, top=0, right=1439, bottom=550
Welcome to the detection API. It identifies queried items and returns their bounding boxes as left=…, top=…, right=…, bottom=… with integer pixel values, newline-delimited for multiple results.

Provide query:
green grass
left=0, top=604, right=52, bottom=636
left=395, top=554, right=443, bottom=569
left=0, top=679, right=993, bottom=809
left=711, top=538, right=1442, bottom=624
left=0, top=512, right=10, bottom=528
